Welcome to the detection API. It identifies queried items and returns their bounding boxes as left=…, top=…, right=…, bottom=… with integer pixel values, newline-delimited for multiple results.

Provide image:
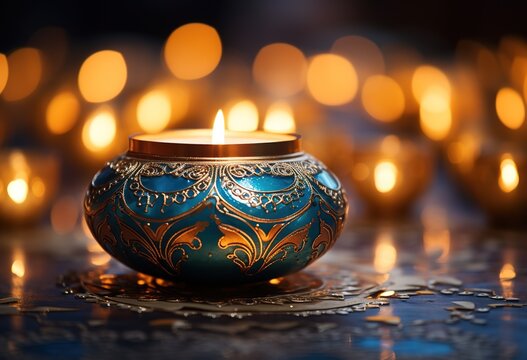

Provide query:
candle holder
left=347, top=136, right=434, bottom=216
left=0, top=150, right=59, bottom=225
left=448, top=140, right=527, bottom=226
left=84, top=130, right=347, bottom=284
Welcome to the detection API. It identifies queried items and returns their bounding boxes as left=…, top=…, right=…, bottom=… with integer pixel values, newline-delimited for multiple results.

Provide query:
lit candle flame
left=212, top=109, right=225, bottom=144
left=11, top=259, right=25, bottom=278
left=82, top=107, right=117, bottom=152
left=7, top=178, right=29, bottom=204
left=374, top=161, right=398, bottom=193
left=499, top=155, right=519, bottom=193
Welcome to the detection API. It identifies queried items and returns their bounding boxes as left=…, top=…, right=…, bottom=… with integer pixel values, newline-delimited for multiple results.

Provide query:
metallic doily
left=60, top=263, right=384, bottom=317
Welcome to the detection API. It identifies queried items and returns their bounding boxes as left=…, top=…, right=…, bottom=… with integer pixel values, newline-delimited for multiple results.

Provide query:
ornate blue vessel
left=84, top=130, right=347, bottom=284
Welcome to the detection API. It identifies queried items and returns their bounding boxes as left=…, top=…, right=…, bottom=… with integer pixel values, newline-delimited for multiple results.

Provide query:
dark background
left=0, top=0, right=525, bottom=54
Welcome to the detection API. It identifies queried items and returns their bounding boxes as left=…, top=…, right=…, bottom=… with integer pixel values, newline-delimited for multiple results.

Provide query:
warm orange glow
left=263, top=101, right=296, bottom=133
left=421, top=206, right=451, bottom=262
left=50, top=196, right=79, bottom=234
left=331, top=35, right=385, bottom=81
left=82, top=107, right=117, bottom=152
left=374, top=232, right=397, bottom=273
left=500, top=263, right=516, bottom=281
left=164, top=23, right=222, bottom=80
left=500, top=262, right=516, bottom=298
left=510, top=57, right=527, bottom=90
left=91, top=253, right=112, bottom=266
left=46, top=91, right=80, bottom=135
left=11, top=259, right=25, bottom=278
left=496, top=87, right=525, bottom=130
left=137, top=90, right=172, bottom=133
left=374, top=161, right=398, bottom=193
left=2, top=48, right=42, bottom=101
left=306, top=54, right=358, bottom=106
left=361, top=75, right=405, bottom=122
left=424, top=229, right=451, bottom=263
left=31, top=177, right=46, bottom=198
left=78, top=50, right=127, bottom=103
left=0, top=53, right=7, bottom=94
left=380, top=135, right=401, bottom=156
left=253, top=43, right=307, bottom=97
left=7, top=178, right=29, bottom=204
left=352, top=163, right=370, bottom=181
left=411, top=65, right=451, bottom=103
left=269, top=278, right=281, bottom=285
left=226, top=100, right=259, bottom=132
left=419, top=89, right=452, bottom=141
left=212, top=109, right=225, bottom=144
left=499, top=155, right=519, bottom=193
left=447, top=132, right=481, bottom=169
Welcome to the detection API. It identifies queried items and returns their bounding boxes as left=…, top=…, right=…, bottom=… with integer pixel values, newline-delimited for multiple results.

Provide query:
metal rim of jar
left=128, top=130, right=302, bottom=159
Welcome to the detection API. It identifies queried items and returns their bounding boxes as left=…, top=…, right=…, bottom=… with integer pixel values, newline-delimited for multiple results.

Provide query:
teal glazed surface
left=84, top=153, right=347, bottom=284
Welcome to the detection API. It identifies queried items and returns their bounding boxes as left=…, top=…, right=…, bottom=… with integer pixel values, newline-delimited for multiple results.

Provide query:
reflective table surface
left=1, top=220, right=526, bottom=360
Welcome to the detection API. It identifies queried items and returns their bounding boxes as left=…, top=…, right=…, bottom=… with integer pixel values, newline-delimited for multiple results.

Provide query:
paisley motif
left=84, top=153, right=347, bottom=283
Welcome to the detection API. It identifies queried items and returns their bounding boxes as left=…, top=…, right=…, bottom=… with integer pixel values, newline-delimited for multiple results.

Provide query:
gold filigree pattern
left=217, top=221, right=312, bottom=275
left=128, top=162, right=213, bottom=213
left=310, top=220, right=334, bottom=261
left=118, top=219, right=208, bottom=275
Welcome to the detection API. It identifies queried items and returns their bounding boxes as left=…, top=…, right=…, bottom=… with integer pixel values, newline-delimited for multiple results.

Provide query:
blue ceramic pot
left=84, top=131, right=347, bottom=284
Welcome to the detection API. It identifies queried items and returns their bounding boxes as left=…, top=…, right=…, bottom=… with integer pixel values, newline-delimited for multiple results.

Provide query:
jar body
left=84, top=153, right=347, bottom=284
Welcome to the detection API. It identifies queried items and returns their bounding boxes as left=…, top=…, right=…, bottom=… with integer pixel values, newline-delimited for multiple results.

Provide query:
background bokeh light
left=164, top=23, right=222, bottom=80
left=78, top=50, right=127, bottom=103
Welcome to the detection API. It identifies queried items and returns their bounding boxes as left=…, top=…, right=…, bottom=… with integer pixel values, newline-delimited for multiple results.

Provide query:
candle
left=84, top=110, right=348, bottom=284
left=449, top=142, right=527, bottom=226
left=128, top=110, right=301, bottom=159
left=348, top=135, right=433, bottom=216
left=0, top=150, right=59, bottom=225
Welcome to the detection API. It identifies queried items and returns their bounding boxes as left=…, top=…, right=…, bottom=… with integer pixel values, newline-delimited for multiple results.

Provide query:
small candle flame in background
left=499, top=154, right=520, bottom=193
left=7, top=178, right=29, bottom=204
left=6, top=152, right=30, bottom=205
left=82, top=107, right=117, bottom=152
left=11, top=257, right=25, bottom=278
left=374, top=161, right=398, bottom=194
left=263, top=101, right=296, bottom=133
left=212, top=109, right=225, bottom=144
left=226, top=100, right=259, bottom=132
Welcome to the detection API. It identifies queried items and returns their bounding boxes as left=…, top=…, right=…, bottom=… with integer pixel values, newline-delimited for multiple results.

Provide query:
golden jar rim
left=128, top=129, right=302, bottom=159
